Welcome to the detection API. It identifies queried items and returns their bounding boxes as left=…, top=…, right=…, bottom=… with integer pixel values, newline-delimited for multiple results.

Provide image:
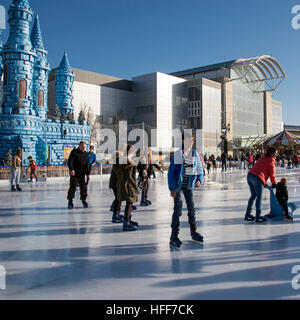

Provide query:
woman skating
left=116, top=145, right=139, bottom=231
left=245, top=147, right=277, bottom=223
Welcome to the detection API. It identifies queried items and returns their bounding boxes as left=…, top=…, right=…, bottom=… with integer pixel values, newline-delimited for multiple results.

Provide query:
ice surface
left=0, top=168, right=299, bottom=300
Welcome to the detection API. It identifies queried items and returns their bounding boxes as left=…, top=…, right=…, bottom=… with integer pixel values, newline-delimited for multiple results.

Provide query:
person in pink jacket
left=245, top=147, right=277, bottom=223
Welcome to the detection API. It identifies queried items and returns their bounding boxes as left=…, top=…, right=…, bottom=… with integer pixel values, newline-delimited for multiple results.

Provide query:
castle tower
left=55, top=52, right=75, bottom=117
left=31, top=15, right=50, bottom=119
left=2, top=0, right=36, bottom=114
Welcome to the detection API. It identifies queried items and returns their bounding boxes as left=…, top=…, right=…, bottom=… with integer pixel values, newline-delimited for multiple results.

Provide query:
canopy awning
left=231, top=55, right=286, bottom=93
left=263, top=130, right=300, bottom=147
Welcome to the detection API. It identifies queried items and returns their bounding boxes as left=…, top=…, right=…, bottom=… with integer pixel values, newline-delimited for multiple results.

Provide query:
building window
left=38, top=90, right=44, bottom=107
left=19, top=79, right=27, bottom=100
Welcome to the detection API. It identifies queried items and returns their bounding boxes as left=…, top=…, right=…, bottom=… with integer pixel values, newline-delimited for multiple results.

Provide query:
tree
left=60, top=113, right=67, bottom=122
left=3, top=150, right=12, bottom=166
left=67, top=112, right=74, bottom=123
left=78, top=110, right=86, bottom=125
left=52, top=105, right=61, bottom=121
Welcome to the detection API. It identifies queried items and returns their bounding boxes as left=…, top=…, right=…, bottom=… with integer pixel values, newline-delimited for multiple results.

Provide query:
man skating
left=168, top=132, right=204, bottom=248
left=67, top=141, right=89, bottom=209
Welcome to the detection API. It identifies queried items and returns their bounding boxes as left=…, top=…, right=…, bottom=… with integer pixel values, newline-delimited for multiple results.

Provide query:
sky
left=0, top=0, right=300, bottom=125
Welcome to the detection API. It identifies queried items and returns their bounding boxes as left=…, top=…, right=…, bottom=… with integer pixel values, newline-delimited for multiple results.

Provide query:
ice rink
left=0, top=168, right=300, bottom=300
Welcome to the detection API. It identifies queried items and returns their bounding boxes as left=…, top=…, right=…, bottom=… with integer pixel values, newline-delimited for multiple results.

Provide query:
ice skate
left=140, top=199, right=149, bottom=207
left=244, top=215, right=255, bottom=222
left=82, top=200, right=88, bottom=208
left=190, top=225, right=204, bottom=243
left=284, top=215, right=294, bottom=222
left=255, top=216, right=268, bottom=223
left=16, top=185, right=22, bottom=192
left=68, top=201, right=74, bottom=209
left=112, top=213, right=123, bottom=224
left=129, top=220, right=139, bottom=227
left=169, top=232, right=182, bottom=249
left=123, top=220, right=138, bottom=232
left=11, top=185, right=17, bottom=192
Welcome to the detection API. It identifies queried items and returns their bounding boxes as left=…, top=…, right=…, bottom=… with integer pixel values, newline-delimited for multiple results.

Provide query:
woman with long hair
left=116, top=145, right=139, bottom=231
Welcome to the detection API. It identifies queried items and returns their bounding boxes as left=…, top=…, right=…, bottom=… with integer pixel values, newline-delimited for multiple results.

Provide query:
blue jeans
left=246, top=173, right=264, bottom=219
left=171, top=188, right=196, bottom=233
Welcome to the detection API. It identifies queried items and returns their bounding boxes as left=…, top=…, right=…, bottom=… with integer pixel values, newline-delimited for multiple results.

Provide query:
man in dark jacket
left=221, top=152, right=227, bottom=172
left=67, top=141, right=89, bottom=209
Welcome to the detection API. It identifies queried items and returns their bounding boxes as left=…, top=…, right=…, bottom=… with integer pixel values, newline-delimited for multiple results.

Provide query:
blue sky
left=1, top=0, right=299, bottom=124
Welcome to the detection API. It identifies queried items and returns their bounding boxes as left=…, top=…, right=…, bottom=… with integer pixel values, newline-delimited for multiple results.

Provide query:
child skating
left=27, top=156, right=38, bottom=182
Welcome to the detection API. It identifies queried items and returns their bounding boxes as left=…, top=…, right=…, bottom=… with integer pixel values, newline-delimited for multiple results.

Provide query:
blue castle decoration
left=0, top=0, right=90, bottom=165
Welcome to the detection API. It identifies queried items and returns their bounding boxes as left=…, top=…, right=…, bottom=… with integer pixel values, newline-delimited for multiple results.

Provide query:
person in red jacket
left=245, top=147, right=277, bottom=223
left=27, top=156, right=38, bottom=183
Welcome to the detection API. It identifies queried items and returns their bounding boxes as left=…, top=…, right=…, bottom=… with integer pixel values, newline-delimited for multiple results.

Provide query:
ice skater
left=116, top=145, right=139, bottom=232
left=109, top=151, right=125, bottom=223
left=67, top=141, right=89, bottom=209
left=276, top=178, right=293, bottom=222
left=137, top=149, right=152, bottom=207
left=168, top=132, right=204, bottom=248
left=27, top=156, right=38, bottom=182
left=244, top=147, right=277, bottom=223
left=86, top=145, right=97, bottom=185
left=10, top=148, right=22, bottom=192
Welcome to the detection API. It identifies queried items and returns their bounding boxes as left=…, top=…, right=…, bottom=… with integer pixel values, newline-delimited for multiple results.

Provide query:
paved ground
left=0, top=168, right=300, bottom=300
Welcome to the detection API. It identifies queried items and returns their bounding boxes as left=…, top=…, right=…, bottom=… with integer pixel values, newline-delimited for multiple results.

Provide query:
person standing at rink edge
left=168, top=132, right=204, bottom=249
left=11, top=148, right=23, bottom=192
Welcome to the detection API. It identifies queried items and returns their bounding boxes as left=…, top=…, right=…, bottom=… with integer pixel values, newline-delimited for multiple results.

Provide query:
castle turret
left=55, top=52, right=75, bottom=117
left=31, top=15, right=50, bottom=120
left=2, top=0, right=36, bottom=114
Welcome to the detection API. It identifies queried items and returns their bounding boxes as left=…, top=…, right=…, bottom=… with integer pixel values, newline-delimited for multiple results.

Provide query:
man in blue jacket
left=168, top=132, right=204, bottom=248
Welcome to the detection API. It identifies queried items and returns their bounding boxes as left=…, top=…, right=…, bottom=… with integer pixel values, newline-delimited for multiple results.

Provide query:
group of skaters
left=10, top=148, right=39, bottom=192
left=201, top=152, right=261, bottom=175
left=8, top=136, right=297, bottom=249
left=66, top=137, right=296, bottom=248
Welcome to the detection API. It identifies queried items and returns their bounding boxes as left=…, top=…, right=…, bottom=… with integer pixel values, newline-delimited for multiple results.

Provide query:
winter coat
left=117, top=163, right=138, bottom=203
left=109, top=164, right=119, bottom=189
left=68, top=148, right=89, bottom=177
left=276, top=182, right=288, bottom=203
left=221, top=153, right=227, bottom=163
left=168, top=149, right=204, bottom=192
left=249, top=156, right=276, bottom=186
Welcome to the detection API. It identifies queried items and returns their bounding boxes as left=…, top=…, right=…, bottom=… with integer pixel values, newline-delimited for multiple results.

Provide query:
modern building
left=49, top=56, right=285, bottom=156
left=0, top=0, right=90, bottom=165
left=171, top=56, right=285, bottom=154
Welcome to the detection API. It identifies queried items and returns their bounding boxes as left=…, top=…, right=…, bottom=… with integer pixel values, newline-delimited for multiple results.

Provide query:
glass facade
left=272, top=103, right=283, bottom=134
left=231, top=70, right=264, bottom=140
left=202, top=84, right=222, bottom=156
